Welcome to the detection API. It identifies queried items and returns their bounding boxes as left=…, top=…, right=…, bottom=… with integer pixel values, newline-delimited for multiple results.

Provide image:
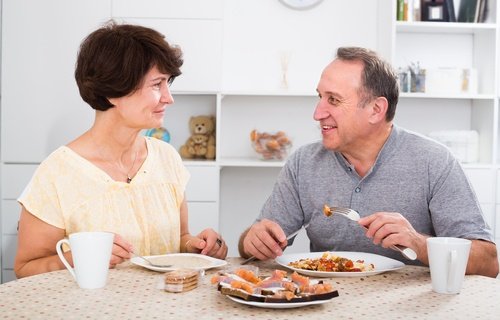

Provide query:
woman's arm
left=179, top=197, right=227, bottom=259
left=14, top=206, right=68, bottom=278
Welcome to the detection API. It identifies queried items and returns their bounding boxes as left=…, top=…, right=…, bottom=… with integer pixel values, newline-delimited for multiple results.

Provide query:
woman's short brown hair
left=75, top=20, right=183, bottom=111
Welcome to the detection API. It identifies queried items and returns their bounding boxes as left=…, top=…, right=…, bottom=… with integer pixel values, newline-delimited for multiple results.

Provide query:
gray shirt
left=258, top=125, right=494, bottom=265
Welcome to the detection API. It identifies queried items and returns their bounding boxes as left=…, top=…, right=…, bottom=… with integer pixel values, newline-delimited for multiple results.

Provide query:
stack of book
left=396, top=0, right=489, bottom=23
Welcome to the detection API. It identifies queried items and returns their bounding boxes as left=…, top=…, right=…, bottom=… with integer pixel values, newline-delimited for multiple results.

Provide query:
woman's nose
left=161, top=85, right=174, bottom=104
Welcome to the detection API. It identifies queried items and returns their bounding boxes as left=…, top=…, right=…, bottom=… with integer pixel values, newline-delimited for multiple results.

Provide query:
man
left=238, top=47, right=498, bottom=277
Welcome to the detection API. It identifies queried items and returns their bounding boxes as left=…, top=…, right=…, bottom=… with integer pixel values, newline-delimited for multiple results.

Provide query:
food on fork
left=288, top=252, right=375, bottom=272
left=211, top=268, right=339, bottom=303
left=323, top=204, right=333, bottom=217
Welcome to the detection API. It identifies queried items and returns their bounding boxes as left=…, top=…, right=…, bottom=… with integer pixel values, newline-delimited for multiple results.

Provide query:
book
left=477, top=0, right=488, bottom=22
left=446, top=0, right=457, bottom=22
left=397, top=0, right=405, bottom=21
left=457, top=0, right=478, bottom=22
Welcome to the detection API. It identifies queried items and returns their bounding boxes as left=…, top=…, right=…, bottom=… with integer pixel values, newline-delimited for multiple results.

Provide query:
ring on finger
left=216, top=238, right=223, bottom=247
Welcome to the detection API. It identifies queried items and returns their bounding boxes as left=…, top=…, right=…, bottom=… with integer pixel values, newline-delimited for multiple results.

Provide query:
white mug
left=426, top=237, right=471, bottom=294
left=56, top=231, right=114, bottom=289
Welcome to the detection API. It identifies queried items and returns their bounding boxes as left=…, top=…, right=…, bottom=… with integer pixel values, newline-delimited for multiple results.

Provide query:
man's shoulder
left=395, top=126, right=451, bottom=155
left=294, top=140, right=327, bottom=156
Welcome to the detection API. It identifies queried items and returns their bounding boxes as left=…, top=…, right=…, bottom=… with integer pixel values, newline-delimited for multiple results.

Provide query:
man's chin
left=322, top=141, right=339, bottom=151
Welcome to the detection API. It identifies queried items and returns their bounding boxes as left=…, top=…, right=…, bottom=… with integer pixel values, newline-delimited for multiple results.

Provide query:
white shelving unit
left=393, top=1, right=499, bottom=258
left=2, top=0, right=500, bottom=282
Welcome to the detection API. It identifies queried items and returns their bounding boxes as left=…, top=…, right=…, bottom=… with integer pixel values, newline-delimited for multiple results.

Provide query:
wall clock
left=279, top=0, right=323, bottom=10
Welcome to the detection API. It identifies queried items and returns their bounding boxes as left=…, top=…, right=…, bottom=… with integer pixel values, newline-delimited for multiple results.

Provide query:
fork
left=324, top=206, right=417, bottom=261
left=241, top=222, right=310, bottom=265
left=131, top=252, right=173, bottom=268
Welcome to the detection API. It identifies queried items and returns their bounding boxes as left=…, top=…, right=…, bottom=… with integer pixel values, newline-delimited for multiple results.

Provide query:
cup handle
left=447, top=249, right=457, bottom=292
left=56, top=239, right=76, bottom=280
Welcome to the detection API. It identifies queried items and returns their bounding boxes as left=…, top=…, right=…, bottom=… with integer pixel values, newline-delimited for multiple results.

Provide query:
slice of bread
left=164, top=269, right=199, bottom=293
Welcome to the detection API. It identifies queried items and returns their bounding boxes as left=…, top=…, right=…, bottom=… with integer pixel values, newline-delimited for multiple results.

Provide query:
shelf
left=182, top=160, right=217, bottom=167
left=171, top=91, right=219, bottom=95
left=461, top=163, right=497, bottom=169
left=221, top=91, right=317, bottom=97
left=399, top=93, right=496, bottom=99
left=396, top=21, right=497, bottom=34
left=218, top=157, right=286, bottom=168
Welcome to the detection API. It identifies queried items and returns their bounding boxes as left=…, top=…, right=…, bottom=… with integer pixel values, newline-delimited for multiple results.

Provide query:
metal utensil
left=241, top=222, right=310, bottom=265
left=323, top=205, right=418, bottom=261
left=132, top=252, right=173, bottom=268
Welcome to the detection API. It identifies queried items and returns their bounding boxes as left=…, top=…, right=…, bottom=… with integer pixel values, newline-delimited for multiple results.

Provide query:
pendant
left=126, top=176, right=132, bottom=184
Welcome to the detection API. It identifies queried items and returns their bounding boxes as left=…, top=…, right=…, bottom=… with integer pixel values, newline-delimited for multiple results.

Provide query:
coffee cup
left=426, top=237, right=471, bottom=294
left=56, top=231, right=114, bottom=289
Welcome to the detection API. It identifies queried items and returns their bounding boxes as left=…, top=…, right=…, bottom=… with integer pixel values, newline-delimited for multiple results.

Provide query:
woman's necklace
left=125, top=151, right=139, bottom=183
left=91, top=132, right=139, bottom=183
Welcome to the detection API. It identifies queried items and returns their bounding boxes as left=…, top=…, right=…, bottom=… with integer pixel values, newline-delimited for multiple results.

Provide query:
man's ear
left=369, top=96, right=388, bottom=124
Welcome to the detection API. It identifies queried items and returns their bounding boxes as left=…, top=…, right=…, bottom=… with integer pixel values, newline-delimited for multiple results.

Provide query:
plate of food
left=212, top=268, right=339, bottom=309
left=225, top=295, right=335, bottom=309
left=276, top=251, right=405, bottom=277
left=131, top=253, right=227, bottom=272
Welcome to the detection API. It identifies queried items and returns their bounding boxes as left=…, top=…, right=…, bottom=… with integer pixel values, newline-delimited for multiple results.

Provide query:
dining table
left=0, top=257, right=498, bottom=320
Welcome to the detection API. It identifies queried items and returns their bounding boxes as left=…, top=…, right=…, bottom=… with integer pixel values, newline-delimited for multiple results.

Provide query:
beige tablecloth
left=0, top=257, right=498, bottom=319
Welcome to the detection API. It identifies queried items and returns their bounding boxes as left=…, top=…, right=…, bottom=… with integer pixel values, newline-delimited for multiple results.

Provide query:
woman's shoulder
left=146, top=136, right=178, bottom=155
left=145, top=137, right=184, bottom=166
left=39, top=146, right=76, bottom=168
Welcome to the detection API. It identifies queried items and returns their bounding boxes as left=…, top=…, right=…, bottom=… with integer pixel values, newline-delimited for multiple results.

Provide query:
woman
left=14, top=21, right=227, bottom=278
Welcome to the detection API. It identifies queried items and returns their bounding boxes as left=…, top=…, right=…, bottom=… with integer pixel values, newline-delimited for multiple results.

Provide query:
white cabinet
left=0, top=164, right=37, bottom=281
left=394, top=22, right=498, bottom=165
left=464, top=168, right=496, bottom=231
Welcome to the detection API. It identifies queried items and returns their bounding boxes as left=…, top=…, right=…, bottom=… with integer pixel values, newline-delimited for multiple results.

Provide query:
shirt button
left=355, top=187, right=361, bottom=193
left=348, top=167, right=352, bottom=172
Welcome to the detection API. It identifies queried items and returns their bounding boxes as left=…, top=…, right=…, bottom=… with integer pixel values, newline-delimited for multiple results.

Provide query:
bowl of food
left=250, top=129, right=292, bottom=161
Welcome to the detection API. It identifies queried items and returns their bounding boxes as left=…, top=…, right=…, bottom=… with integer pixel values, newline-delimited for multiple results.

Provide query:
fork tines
left=332, top=207, right=354, bottom=214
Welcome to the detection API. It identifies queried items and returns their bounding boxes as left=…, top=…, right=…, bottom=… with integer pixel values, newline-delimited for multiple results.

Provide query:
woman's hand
left=109, top=233, right=133, bottom=268
left=184, top=228, right=227, bottom=259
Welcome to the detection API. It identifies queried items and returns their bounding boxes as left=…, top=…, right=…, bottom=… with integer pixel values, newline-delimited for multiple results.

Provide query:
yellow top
left=18, top=137, right=190, bottom=255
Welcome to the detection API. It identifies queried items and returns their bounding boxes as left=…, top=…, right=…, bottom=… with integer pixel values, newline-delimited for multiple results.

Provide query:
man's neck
left=341, top=124, right=393, bottom=177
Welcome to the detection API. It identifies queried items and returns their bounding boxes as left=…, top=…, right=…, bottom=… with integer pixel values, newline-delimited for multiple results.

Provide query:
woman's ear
left=369, top=96, right=388, bottom=124
left=107, top=97, right=119, bottom=106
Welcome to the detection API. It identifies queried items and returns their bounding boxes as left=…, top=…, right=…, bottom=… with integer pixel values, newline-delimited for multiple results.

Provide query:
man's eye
left=152, top=82, right=161, bottom=89
left=328, top=96, right=339, bottom=105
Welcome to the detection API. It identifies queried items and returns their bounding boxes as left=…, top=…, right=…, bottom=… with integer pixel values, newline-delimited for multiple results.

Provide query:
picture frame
left=421, top=0, right=450, bottom=22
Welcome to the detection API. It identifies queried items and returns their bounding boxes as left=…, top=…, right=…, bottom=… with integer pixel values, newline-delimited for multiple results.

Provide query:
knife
left=241, top=222, right=310, bottom=265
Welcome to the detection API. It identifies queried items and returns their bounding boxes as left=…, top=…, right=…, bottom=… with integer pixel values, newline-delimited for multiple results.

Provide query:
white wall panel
left=1, top=0, right=110, bottom=162
left=1, top=201, right=20, bottom=235
left=116, top=19, right=222, bottom=92
left=188, top=202, right=219, bottom=235
left=112, top=0, right=223, bottom=19
left=1, top=165, right=38, bottom=200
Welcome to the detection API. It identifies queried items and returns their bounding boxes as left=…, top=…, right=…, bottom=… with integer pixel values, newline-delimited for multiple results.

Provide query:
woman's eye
left=152, top=82, right=162, bottom=90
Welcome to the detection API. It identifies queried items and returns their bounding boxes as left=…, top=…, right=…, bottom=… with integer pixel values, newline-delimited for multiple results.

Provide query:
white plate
left=131, top=253, right=227, bottom=272
left=276, top=251, right=405, bottom=277
left=226, top=295, right=335, bottom=309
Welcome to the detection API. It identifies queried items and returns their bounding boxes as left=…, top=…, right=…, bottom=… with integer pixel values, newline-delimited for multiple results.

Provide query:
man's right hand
left=241, top=219, right=287, bottom=261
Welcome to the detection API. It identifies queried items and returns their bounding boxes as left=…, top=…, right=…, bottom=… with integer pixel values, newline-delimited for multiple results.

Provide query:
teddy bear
left=179, top=115, right=216, bottom=160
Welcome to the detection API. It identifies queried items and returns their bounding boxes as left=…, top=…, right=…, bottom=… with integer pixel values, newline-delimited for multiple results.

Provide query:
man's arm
left=464, top=240, right=498, bottom=278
